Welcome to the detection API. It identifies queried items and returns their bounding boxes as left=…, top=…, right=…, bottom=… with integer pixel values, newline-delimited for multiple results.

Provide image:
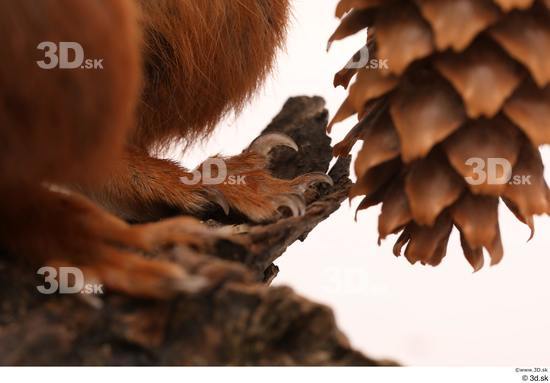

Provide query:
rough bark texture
left=0, top=97, right=391, bottom=366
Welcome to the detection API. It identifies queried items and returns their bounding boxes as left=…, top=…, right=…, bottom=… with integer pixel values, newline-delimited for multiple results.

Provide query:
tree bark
left=0, top=97, right=395, bottom=366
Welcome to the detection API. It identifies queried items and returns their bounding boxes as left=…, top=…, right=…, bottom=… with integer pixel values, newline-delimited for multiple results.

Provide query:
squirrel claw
left=273, top=192, right=307, bottom=218
left=292, top=172, right=334, bottom=193
left=247, top=133, right=299, bottom=157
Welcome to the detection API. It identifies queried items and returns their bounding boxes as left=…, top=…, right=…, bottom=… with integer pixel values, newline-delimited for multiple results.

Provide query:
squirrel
left=0, top=0, right=331, bottom=298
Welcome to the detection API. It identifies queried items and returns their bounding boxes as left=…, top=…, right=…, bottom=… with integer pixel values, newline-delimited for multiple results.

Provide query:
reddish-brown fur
left=0, top=0, right=141, bottom=183
left=134, top=0, right=290, bottom=151
left=0, top=0, right=292, bottom=297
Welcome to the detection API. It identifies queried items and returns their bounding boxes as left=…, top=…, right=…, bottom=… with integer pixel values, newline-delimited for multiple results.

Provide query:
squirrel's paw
left=207, top=133, right=333, bottom=222
left=79, top=134, right=333, bottom=224
left=2, top=188, right=248, bottom=299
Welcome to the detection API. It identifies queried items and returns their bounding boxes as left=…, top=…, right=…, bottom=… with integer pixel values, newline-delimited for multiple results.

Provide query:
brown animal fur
left=0, top=0, right=297, bottom=298
left=134, top=0, right=290, bottom=151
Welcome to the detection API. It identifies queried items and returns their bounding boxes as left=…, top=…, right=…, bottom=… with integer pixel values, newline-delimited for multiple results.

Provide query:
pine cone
left=329, top=0, right=550, bottom=270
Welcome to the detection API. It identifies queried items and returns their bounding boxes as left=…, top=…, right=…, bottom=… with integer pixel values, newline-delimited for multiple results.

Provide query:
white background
left=180, top=0, right=550, bottom=366
left=1, top=367, right=536, bottom=383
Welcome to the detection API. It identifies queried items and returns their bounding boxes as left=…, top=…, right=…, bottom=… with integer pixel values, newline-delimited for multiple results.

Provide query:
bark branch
left=0, top=97, right=395, bottom=366
left=211, top=96, right=352, bottom=280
